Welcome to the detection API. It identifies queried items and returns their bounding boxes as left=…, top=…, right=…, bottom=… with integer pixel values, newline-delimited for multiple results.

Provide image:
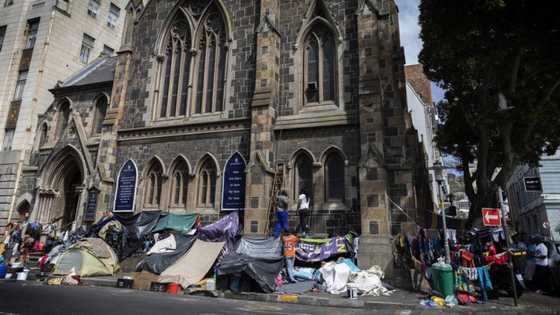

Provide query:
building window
left=13, top=71, right=27, bottom=100
left=56, top=0, right=70, bottom=13
left=303, top=24, right=336, bottom=105
left=87, top=0, right=100, bottom=17
left=324, top=151, right=345, bottom=201
left=107, top=3, right=120, bottom=28
left=39, top=123, right=48, bottom=147
left=92, top=95, right=107, bottom=134
left=159, top=15, right=191, bottom=119
left=0, top=25, right=6, bottom=52
left=80, top=33, right=95, bottom=64
left=4, top=0, right=13, bottom=7
left=193, top=7, right=227, bottom=114
left=56, top=101, right=70, bottom=139
left=2, top=128, right=15, bottom=151
left=294, top=152, right=313, bottom=201
left=170, top=159, right=189, bottom=207
left=101, top=45, right=114, bottom=56
left=197, top=158, right=217, bottom=208
left=144, top=161, right=163, bottom=208
left=25, top=19, right=40, bottom=49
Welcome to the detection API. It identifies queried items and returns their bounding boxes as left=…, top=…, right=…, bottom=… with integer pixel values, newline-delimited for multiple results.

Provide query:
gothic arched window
left=303, top=23, right=336, bottom=105
left=193, top=6, right=227, bottom=114
left=170, top=159, right=189, bottom=207
left=324, top=150, right=345, bottom=201
left=56, top=100, right=70, bottom=139
left=144, top=160, right=163, bottom=208
left=159, top=16, right=191, bottom=119
left=198, top=157, right=217, bottom=208
left=294, top=152, right=313, bottom=201
left=93, top=95, right=108, bottom=134
left=39, top=123, right=48, bottom=147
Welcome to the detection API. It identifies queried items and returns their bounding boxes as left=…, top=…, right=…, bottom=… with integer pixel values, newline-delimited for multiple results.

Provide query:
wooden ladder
left=264, top=166, right=284, bottom=236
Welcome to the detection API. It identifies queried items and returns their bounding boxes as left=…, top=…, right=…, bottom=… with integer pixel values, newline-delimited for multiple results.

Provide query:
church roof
left=61, top=56, right=117, bottom=88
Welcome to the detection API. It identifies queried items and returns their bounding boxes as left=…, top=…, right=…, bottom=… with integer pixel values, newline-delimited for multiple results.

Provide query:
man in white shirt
left=533, top=237, right=551, bottom=294
left=297, top=189, right=310, bottom=236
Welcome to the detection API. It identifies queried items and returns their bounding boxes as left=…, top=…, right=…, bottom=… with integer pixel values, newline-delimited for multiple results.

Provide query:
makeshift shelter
left=52, top=238, right=119, bottom=277
left=235, top=237, right=282, bottom=259
left=159, top=240, right=225, bottom=288
left=198, top=212, right=239, bottom=255
left=136, top=234, right=196, bottom=274
left=216, top=253, right=284, bottom=293
left=152, top=213, right=198, bottom=234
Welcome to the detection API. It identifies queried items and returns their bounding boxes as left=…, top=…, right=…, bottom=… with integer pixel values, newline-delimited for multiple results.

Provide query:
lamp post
left=433, top=160, right=451, bottom=263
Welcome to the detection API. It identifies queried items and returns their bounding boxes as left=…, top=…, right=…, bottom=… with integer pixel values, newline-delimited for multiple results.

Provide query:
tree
left=419, top=0, right=560, bottom=224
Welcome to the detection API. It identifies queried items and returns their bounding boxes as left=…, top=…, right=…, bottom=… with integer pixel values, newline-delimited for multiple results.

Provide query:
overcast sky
left=395, top=0, right=444, bottom=102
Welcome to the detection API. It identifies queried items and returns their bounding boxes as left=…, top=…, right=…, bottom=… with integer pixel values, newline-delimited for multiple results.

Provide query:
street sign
left=482, top=208, right=502, bottom=226
left=524, top=177, right=542, bottom=192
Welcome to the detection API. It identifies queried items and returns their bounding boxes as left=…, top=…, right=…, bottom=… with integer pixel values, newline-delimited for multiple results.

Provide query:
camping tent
left=159, top=239, right=225, bottom=288
left=52, top=238, right=119, bottom=277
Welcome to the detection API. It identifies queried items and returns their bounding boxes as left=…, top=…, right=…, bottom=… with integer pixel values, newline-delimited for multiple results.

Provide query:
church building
left=16, top=0, right=433, bottom=269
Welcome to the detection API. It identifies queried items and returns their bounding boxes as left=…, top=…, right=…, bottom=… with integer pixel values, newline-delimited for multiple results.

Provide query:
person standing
left=274, top=190, right=290, bottom=238
left=533, top=236, right=551, bottom=294
left=297, top=189, right=311, bottom=236
left=283, top=230, right=299, bottom=283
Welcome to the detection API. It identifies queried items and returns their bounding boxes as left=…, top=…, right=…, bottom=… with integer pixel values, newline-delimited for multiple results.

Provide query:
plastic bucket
left=206, top=279, right=216, bottom=291
left=347, top=285, right=358, bottom=299
left=16, top=269, right=29, bottom=281
left=167, top=282, right=181, bottom=295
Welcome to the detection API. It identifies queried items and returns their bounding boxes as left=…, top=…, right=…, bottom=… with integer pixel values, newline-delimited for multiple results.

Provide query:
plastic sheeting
left=152, top=213, right=198, bottom=234
left=235, top=237, right=282, bottom=259
left=136, top=234, right=196, bottom=274
left=116, top=211, right=161, bottom=240
left=198, top=212, right=239, bottom=255
left=147, top=234, right=176, bottom=255
left=349, top=266, right=393, bottom=296
left=159, top=240, right=225, bottom=288
left=216, top=254, right=284, bottom=293
left=319, top=261, right=351, bottom=294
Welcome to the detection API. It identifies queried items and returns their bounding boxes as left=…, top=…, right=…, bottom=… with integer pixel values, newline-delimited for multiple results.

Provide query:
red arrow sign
left=482, top=208, right=502, bottom=226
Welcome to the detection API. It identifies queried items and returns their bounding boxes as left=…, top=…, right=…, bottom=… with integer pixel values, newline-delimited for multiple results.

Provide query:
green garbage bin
left=431, top=263, right=454, bottom=297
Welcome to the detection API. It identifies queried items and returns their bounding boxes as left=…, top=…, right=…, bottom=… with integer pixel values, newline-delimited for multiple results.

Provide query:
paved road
left=1, top=281, right=559, bottom=315
left=0, top=281, right=384, bottom=315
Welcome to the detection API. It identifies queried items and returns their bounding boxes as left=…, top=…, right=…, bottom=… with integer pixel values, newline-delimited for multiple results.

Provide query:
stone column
left=356, top=2, right=392, bottom=271
left=244, top=0, right=282, bottom=235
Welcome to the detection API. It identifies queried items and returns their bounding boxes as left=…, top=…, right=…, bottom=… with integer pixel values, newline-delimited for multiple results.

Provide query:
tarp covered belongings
left=115, top=211, right=161, bottom=240
left=159, top=240, right=225, bottom=288
left=349, top=265, right=393, bottom=296
left=147, top=234, right=177, bottom=255
left=319, top=261, right=351, bottom=294
left=52, top=238, right=119, bottom=277
left=136, top=234, right=196, bottom=274
left=235, top=237, right=282, bottom=259
left=152, top=213, right=198, bottom=234
left=198, top=212, right=239, bottom=255
left=216, top=253, right=284, bottom=293
left=296, top=236, right=350, bottom=262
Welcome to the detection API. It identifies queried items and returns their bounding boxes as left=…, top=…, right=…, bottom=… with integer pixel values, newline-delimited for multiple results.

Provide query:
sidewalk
left=77, top=275, right=560, bottom=314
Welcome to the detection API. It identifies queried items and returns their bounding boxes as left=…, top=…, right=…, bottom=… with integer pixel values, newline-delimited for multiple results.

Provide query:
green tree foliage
left=419, top=0, right=560, bottom=223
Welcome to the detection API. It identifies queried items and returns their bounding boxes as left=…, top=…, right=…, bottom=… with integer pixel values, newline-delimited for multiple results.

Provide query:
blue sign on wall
left=113, top=160, right=138, bottom=213
left=221, top=152, right=246, bottom=211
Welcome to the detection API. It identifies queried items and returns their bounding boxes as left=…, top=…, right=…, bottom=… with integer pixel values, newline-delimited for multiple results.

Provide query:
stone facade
left=15, top=0, right=433, bottom=271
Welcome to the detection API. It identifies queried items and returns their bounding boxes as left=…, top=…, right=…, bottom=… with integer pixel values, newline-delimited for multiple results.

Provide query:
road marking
left=399, top=310, right=412, bottom=315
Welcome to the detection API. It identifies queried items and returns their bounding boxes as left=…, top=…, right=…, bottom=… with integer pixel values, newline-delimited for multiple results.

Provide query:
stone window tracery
left=144, top=161, right=163, bottom=208
left=294, top=152, right=313, bottom=201
left=193, top=8, right=227, bottom=114
left=159, top=17, right=191, bottom=119
left=56, top=101, right=70, bottom=140
left=93, top=95, right=108, bottom=134
left=170, top=160, right=189, bottom=207
left=324, top=151, right=345, bottom=201
left=197, top=158, right=217, bottom=208
left=303, top=24, right=337, bottom=106
left=39, top=123, right=48, bottom=147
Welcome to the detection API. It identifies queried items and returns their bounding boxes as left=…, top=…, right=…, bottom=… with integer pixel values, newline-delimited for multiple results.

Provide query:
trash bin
left=431, top=263, right=454, bottom=297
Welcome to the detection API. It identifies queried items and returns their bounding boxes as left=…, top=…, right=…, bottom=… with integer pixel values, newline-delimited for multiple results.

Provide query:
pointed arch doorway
left=35, top=146, right=87, bottom=231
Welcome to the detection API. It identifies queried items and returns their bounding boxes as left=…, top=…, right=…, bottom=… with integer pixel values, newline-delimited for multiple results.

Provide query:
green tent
left=152, top=213, right=198, bottom=234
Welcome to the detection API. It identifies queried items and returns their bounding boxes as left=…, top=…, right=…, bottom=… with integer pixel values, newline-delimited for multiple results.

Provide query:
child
left=283, top=230, right=299, bottom=283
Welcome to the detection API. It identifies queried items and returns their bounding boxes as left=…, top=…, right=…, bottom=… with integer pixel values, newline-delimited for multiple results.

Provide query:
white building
left=0, top=0, right=126, bottom=233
